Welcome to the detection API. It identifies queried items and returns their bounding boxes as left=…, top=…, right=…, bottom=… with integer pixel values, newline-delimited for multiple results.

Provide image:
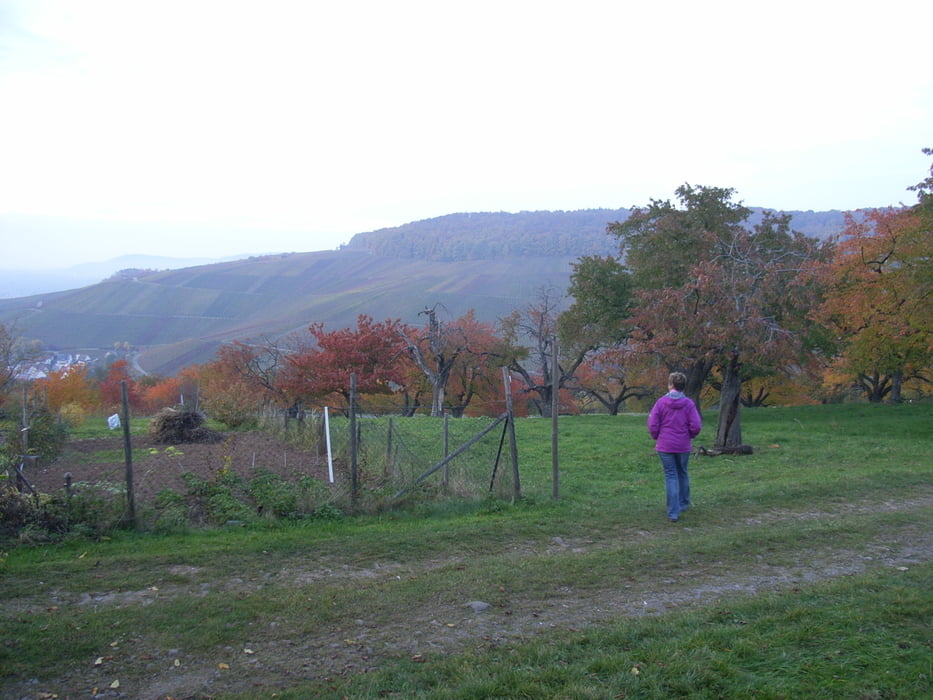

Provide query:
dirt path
left=3, top=495, right=930, bottom=700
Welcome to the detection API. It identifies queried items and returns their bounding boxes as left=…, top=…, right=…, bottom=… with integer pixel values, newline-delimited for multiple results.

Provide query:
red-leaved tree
left=98, top=359, right=144, bottom=413
left=280, top=315, right=412, bottom=412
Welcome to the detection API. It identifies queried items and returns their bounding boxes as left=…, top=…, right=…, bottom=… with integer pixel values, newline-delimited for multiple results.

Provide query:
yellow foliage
left=58, top=402, right=87, bottom=429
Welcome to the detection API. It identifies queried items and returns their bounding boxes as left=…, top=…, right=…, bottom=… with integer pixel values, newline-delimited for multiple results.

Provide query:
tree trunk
left=430, top=380, right=446, bottom=417
left=715, top=353, right=743, bottom=449
left=859, top=372, right=891, bottom=403
left=888, top=370, right=904, bottom=404
left=537, top=385, right=553, bottom=418
left=681, top=358, right=714, bottom=414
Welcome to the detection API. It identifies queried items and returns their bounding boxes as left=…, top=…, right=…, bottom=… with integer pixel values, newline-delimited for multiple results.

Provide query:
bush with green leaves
left=0, top=480, right=127, bottom=545
left=0, top=408, right=69, bottom=471
left=180, top=470, right=252, bottom=525
left=249, top=468, right=300, bottom=518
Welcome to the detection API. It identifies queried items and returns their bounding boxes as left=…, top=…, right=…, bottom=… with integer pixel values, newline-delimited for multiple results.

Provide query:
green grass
left=1, top=402, right=931, bottom=699
left=64, top=416, right=149, bottom=439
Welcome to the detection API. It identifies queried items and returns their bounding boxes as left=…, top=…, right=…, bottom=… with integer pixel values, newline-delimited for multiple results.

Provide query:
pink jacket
left=648, top=392, right=702, bottom=453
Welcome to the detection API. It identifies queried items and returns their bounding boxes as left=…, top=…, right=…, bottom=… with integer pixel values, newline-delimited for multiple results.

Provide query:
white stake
left=324, top=406, right=334, bottom=483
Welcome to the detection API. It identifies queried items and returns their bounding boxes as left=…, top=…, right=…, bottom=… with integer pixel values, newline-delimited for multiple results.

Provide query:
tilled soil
left=21, top=431, right=331, bottom=506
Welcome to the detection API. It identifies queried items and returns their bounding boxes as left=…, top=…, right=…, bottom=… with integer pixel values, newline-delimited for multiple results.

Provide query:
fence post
left=443, top=412, right=450, bottom=489
left=324, top=406, right=335, bottom=483
left=349, top=373, right=359, bottom=507
left=121, top=380, right=136, bottom=528
left=551, top=335, right=560, bottom=500
left=501, top=367, right=521, bottom=501
left=385, top=416, right=393, bottom=477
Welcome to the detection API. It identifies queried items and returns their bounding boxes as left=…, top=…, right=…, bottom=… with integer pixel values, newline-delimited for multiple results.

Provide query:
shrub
left=0, top=409, right=69, bottom=468
left=180, top=471, right=254, bottom=525
left=207, top=492, right=253, bottom=524
left=151, top=488, right=190, bottom=535
left=0, top=481, right=127, bottom=545
left=248, top=468, right=299, bottom=518
left=310, top=501, right=344, bottom=521
left=58, top=402, right=88, bottom=429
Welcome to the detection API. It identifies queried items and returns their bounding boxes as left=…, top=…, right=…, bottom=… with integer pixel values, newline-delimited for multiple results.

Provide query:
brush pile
left=148, top=407, right=224, bottom=444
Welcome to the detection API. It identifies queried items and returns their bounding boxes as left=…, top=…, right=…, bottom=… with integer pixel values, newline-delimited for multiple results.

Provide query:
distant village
left=15, top=351, right=98, bottom=382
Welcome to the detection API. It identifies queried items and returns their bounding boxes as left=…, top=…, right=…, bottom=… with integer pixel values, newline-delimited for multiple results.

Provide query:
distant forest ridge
left=343, top=208, right=847, bottom=262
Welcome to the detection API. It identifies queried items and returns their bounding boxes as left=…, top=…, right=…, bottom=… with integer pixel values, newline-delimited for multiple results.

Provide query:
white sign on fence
left=107, top=413, right=121, bottom=430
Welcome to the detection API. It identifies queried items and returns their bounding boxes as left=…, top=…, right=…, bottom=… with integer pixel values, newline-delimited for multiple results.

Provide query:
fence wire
left=275, top=412, right=517, bottom=505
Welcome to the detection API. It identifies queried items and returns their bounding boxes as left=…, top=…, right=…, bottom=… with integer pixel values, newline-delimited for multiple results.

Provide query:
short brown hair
left=669, top=372, right=687, bottom=392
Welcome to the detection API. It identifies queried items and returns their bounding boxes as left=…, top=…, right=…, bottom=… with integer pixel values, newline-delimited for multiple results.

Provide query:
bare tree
left=0, top=322, right=39, bottom=404
left=402, top=305, right=462, bottom=417
left=500, top=289, right=593, bottom=417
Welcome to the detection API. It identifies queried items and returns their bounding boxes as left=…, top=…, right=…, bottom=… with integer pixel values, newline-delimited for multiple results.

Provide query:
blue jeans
left=658, top=452, right=691, bottom=520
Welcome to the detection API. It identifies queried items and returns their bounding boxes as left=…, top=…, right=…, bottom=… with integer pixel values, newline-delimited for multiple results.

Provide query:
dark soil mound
left=148, top=408, right=224, bottom=444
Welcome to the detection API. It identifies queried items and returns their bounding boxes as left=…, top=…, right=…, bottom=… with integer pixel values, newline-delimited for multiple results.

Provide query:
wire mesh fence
left=265, top=409, right=519, bottom=509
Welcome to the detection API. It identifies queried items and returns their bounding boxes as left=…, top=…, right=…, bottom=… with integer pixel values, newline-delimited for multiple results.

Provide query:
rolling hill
left=0, top=208, right=846, bottom=376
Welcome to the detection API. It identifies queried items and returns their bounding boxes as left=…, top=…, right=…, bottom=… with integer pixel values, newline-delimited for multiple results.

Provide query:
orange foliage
left=813, top=207, right=932, bottom=399
left=141, top=376, right=183, bottom=413
left=98, top=359, right=144, bottom=413
left=34, top=365, right=100, bottom=414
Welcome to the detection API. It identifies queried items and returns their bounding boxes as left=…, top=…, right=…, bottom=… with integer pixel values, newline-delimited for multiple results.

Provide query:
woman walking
left=648, top=372, right=702, bottom=522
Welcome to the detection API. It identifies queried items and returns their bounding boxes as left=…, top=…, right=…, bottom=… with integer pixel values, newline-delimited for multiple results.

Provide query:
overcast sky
left=1, top=0, right=931, bottom=270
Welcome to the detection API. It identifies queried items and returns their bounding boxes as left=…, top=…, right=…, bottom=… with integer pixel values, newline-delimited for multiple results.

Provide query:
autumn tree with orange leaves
left=401, top=307, right=509, bottom=417
left=569, top=345, right=663, bottom=415
left=139, top=366, right=202, bottom=414
left=443, top=310, right=512, bottom=417
left=34, top=364, right=100, bottom=415
left=813, top=205, right=932, bottom=402
left=197, top=341, right=289, bottom=427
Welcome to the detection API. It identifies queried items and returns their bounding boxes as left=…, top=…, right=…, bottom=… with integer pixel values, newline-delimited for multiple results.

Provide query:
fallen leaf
left=109, top=680, right=120, bottom=689
left=244, top=648, right=255, bottom=655
left=94, top=657, right=104, bottom=666
left=78, top=551, right=87, bottom=559
left=174, top=659, right=181, bottom=667
left=218, top=662, right=230, bottom=670
left=896, top=566, right=909, bottom=571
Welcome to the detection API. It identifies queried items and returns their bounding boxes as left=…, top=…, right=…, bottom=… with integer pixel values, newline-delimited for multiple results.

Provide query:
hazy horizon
left=2, top=1, right=931, bottom=270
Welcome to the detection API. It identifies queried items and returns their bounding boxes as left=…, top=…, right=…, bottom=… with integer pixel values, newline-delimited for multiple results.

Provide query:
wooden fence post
left=121, top=380, right=136, bottom=528
left=385, top=416, right=393, bottom=478
left=551, top=335, right=560, bottom=500
left=443, top=412, right=450, bottom=489
left=501, top=367, right=521, bottom=501
left=349, top=373, right=358, bottom=507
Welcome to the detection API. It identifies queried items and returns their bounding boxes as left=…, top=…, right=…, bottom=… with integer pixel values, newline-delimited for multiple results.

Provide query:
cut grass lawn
left=1, top=402, right=930, bottom=699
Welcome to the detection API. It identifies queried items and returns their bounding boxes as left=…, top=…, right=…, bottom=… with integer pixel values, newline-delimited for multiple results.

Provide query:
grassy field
left=1, top=403, right=931, bottom=699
